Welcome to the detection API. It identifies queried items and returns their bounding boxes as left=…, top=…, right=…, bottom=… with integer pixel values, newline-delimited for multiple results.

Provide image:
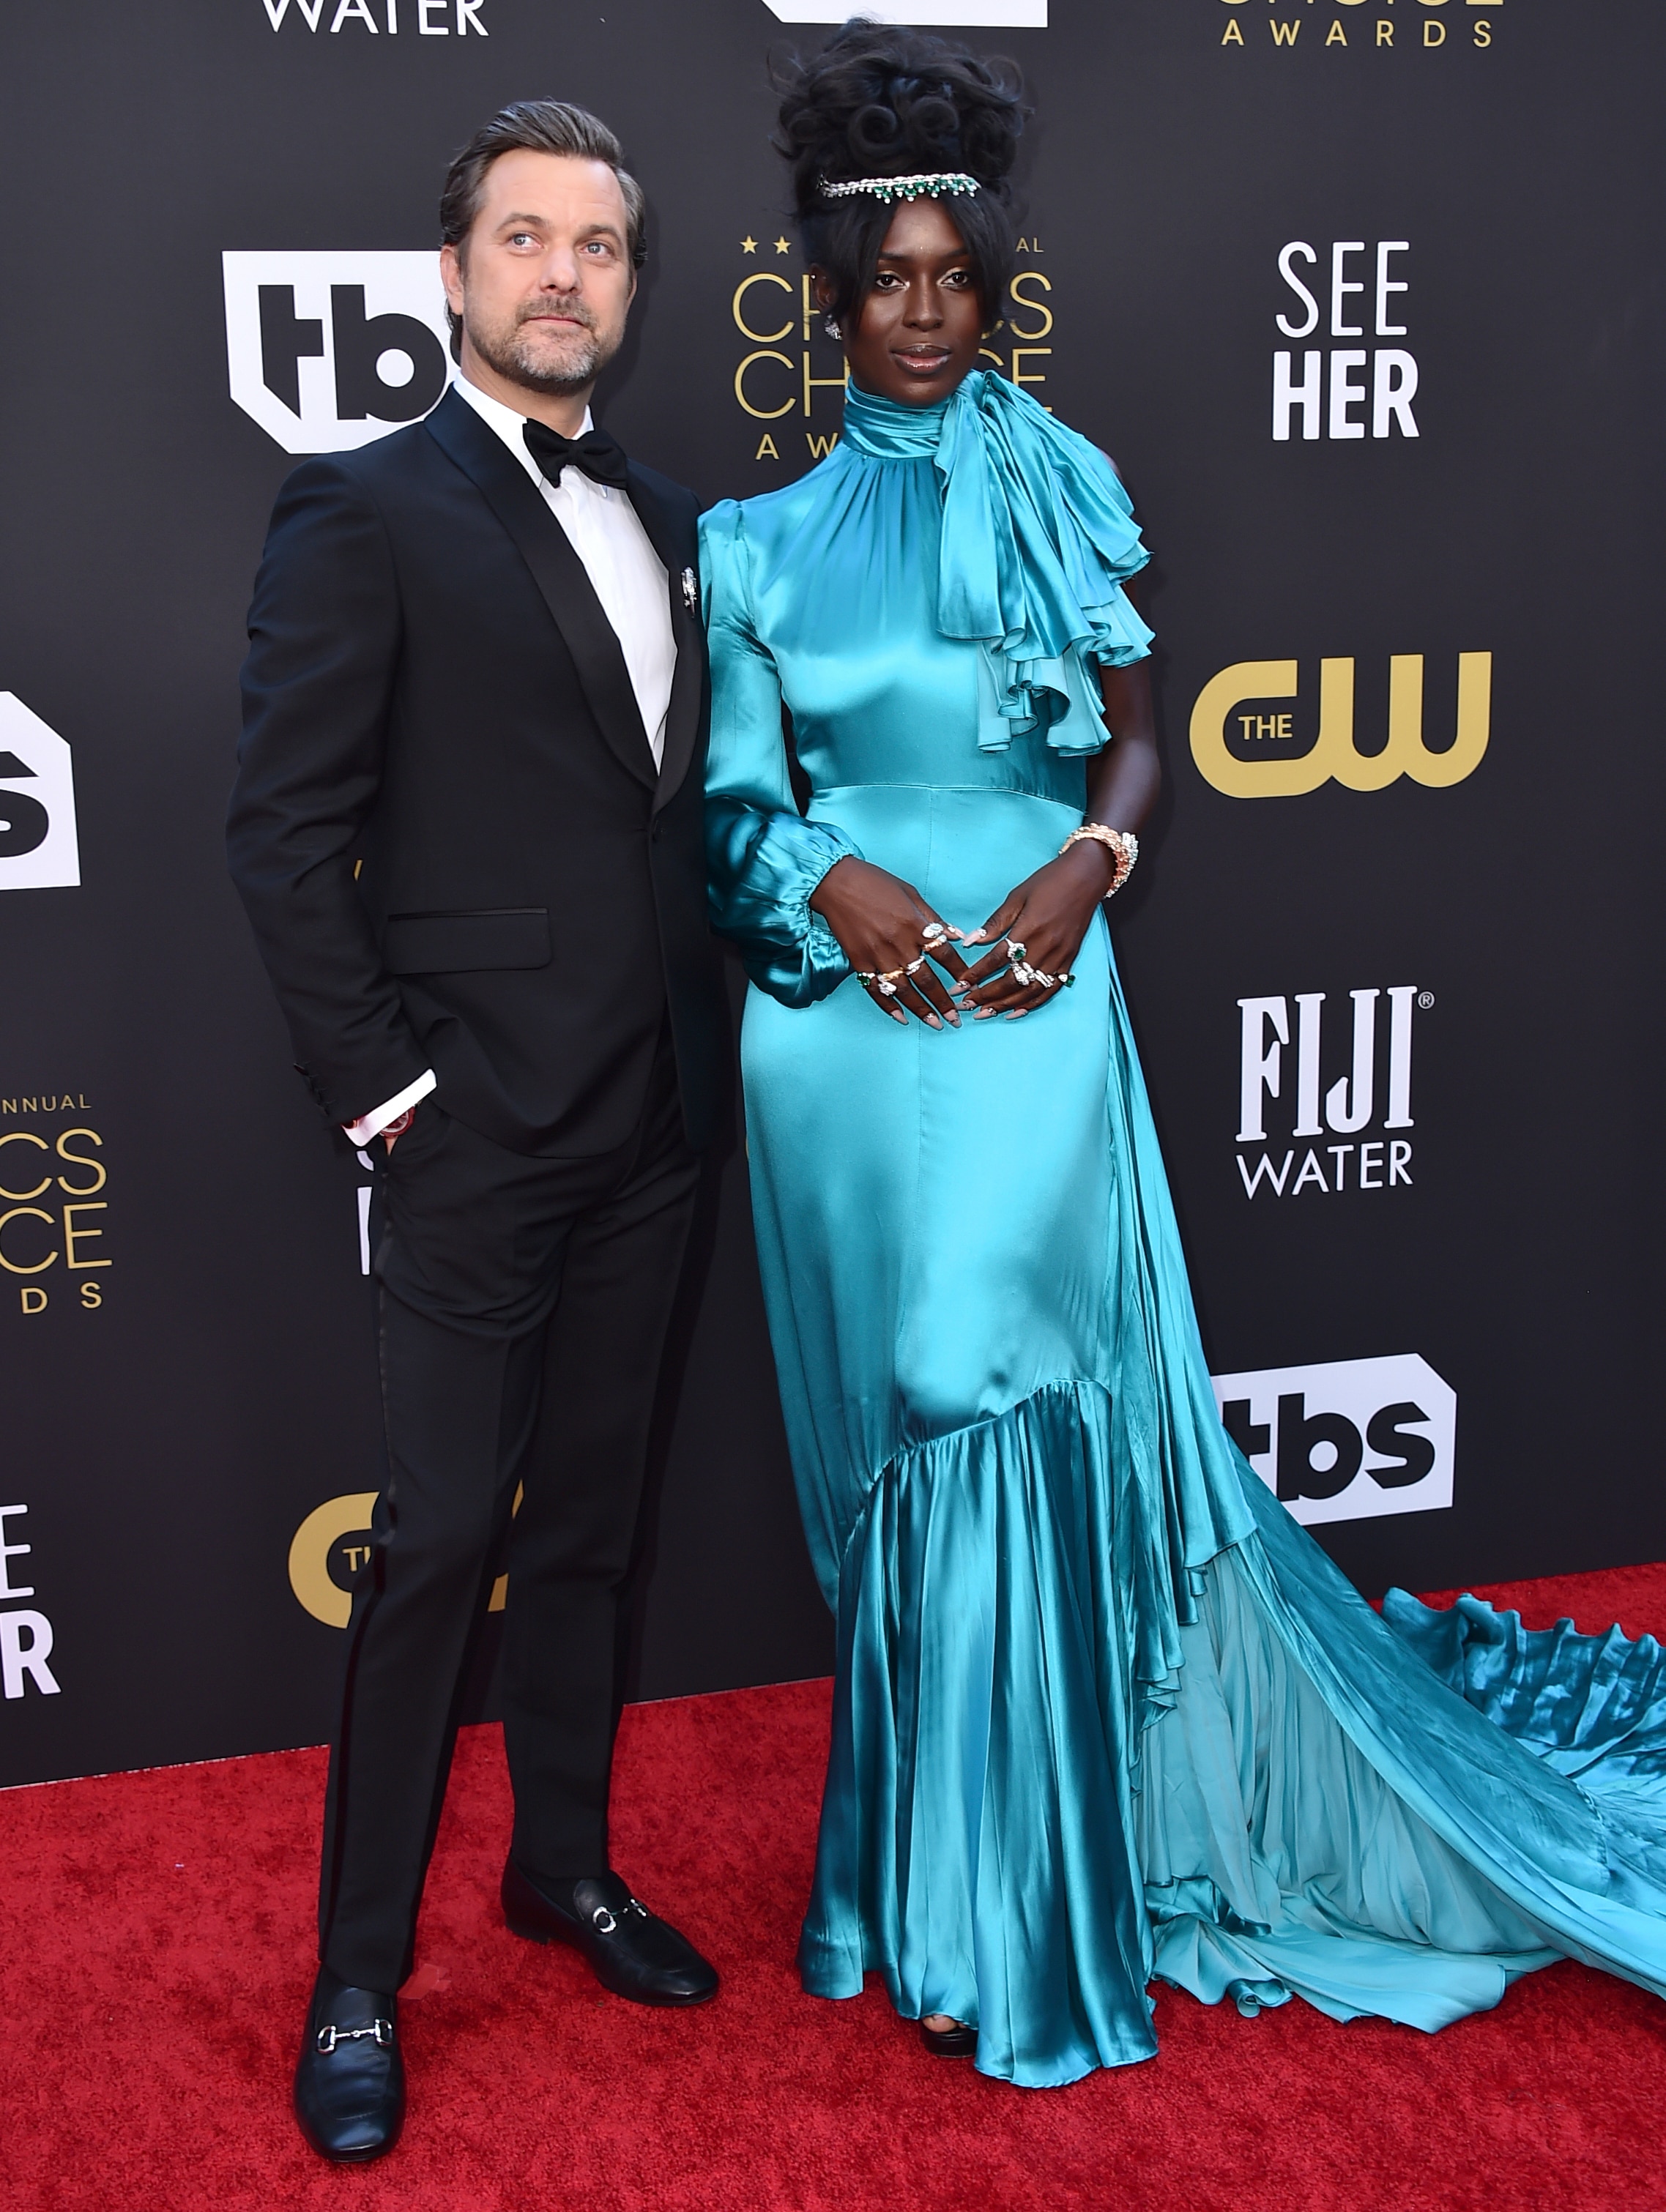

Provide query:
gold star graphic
left=740, top=236, right=758, bottom=254
left=774, top=237, right=792, bottom=256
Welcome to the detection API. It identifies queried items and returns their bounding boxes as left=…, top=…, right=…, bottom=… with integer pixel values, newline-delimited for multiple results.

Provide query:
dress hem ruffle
left=799, top=1377, right=1666, bottom=2088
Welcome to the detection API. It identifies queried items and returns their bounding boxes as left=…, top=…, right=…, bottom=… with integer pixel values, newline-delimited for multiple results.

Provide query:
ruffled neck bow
left=838, top=371, right=1153, bottom=755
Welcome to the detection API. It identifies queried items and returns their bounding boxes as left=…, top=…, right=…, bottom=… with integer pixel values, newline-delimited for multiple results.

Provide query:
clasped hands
left=808, top=845, right=1120, bottom=1027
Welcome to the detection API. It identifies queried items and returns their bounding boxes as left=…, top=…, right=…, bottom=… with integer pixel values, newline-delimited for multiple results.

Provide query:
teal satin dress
left=702, top=375, right=1666, bottom=2088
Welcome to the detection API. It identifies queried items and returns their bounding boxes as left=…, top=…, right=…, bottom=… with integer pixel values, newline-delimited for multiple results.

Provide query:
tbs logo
left=0, top=695, right=80, bottom=893
left=1211, top=1353, right=1455, bottom=1526
left=223, top=252, right=450, bottom=454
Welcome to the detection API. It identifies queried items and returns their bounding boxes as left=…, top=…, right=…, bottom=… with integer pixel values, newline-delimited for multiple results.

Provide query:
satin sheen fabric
left=702, top=379, right=1666, bottom=2085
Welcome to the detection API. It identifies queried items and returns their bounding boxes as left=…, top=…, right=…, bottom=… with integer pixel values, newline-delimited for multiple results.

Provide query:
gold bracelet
left=1059, top=822, right=1139, bottom=896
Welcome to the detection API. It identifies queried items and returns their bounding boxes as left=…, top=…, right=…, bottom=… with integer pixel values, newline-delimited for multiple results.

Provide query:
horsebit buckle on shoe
left=316, top=2019, right=394, bottom=2054
left=590, top=1897, right=650, bottom=1937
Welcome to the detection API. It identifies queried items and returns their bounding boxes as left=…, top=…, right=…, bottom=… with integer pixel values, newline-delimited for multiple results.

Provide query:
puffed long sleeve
left=701, top=501, right=859, bottom=1008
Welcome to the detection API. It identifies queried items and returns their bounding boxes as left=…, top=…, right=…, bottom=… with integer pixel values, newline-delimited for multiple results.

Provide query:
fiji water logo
left=1235, top=984, right=1429, bottom=1200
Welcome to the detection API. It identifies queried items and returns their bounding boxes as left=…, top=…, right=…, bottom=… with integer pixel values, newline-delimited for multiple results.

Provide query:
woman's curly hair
left=773, top=19, right=1028, bottom=327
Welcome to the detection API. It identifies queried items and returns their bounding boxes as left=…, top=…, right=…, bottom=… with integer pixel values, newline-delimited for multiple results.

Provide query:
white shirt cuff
left=343, top=1069, right=436, bottom=1146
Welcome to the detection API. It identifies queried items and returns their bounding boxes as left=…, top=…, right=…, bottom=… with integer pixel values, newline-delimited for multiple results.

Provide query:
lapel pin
left=682, top=566, right=699, bottom=615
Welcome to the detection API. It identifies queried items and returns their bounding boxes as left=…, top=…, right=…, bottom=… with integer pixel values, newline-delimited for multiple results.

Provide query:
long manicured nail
left=943, top=1010, right=962, bottom=1028
left=974, top=1007, right=996, bottom=1020
left=1006, top=1008, right=1030, bottom=1020
left=925, top=1013, right=942, bottom=1029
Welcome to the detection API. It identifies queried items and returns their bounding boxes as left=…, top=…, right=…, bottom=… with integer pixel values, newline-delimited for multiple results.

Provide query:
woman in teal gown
left=702, top=25, right=1666, bottom=2088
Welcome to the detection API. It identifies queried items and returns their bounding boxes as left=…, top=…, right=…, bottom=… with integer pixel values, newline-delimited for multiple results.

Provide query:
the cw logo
left=1190, top=652, right=1490, bottom=798
left=289, top=1491, right=513, bottom=1625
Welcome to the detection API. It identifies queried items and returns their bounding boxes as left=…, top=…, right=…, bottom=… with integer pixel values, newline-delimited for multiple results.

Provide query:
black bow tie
left=523, top=420, right=631, bottom=492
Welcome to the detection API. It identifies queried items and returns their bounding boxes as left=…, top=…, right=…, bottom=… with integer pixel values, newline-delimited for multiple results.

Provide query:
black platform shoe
left=502, top=1859, right=719, bottom=2008
left=293, top=1968, right=404, bottom=2163
left=919, top=2016, right=978, bottom=2058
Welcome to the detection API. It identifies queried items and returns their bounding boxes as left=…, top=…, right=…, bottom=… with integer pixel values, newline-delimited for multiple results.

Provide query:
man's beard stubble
left=469, top=294, right=622, bottom=396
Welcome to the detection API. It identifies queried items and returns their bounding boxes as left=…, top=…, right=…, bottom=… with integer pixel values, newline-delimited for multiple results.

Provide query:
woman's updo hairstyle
left=773, top=19, right=1027, bottom=329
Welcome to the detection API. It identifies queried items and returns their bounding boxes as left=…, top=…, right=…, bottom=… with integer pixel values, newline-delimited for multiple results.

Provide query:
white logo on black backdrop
left=260, top=0, right=488, bottom=34
left=1235, top=986, right=1428, bottom=1199
left=223, top=253, right=451, bottom=455
left=0, top=695, right=80, bottom=893
left=0, top=1504, right=59, bottom=1699
left=760, top=3, right=1046, bottom=22
left=1273, top=241, right=1418, bottom=442
left=355, top=1149, right=375, bottom=1276
left=1212, top=1354, right=1454, bottom=1526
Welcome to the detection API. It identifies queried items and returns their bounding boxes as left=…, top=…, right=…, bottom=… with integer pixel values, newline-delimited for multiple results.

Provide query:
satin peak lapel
left=624, top=464, right=704, bottom=815
left=423, top=390, right=656, bottom=791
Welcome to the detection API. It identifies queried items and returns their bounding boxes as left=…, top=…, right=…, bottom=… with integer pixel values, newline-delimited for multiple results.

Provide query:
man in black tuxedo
left=228, top=100, right=730, bottom=2163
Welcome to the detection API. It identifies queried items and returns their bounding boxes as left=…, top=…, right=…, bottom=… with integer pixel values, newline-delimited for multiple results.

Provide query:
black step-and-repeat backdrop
left=1, top=1, right=1661, bottom=1787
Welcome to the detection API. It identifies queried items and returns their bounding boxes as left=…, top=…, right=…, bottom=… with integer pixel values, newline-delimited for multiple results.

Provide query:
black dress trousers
left=317, top=1029, right=699, bottom=1992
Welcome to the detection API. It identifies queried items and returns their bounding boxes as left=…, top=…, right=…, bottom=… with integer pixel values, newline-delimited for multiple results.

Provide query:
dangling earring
left=824, top=316, right=841, bottom=340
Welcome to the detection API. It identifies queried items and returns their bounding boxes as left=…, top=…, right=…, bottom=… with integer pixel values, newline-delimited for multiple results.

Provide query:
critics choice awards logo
left=1216, top=1, right=1505, bottom=53
left=731, top=231, right=1056, bottom=469
left=0, top=1103, right=110, bottom=1318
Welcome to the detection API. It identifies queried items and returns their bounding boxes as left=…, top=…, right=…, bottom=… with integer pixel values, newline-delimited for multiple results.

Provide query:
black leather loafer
left=919, top=2017, right=978, bottom=2058
left=293, top=1968, right=404, bottom=2163
left=502, top=1859, right=719, bottom=2007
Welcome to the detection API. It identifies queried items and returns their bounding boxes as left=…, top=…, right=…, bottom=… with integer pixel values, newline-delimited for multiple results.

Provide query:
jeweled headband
left=817, top=171, right=981, bottom=204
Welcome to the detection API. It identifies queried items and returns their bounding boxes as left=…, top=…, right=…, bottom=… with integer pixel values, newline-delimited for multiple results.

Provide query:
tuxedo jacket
left=228, top=386, right=729, bottom=1157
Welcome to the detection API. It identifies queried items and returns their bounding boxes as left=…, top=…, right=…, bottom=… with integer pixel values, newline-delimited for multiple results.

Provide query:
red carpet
left=10, top=1565, right=1666, bottom=2212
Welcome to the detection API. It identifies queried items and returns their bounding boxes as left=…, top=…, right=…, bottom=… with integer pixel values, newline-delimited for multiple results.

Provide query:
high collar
left=818, top=369, right=1156, bottom=760
left=838, top=379, right=953, bottom=461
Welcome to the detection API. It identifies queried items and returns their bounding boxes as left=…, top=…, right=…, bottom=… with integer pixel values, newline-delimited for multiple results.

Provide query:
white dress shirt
left=451, top=375, right=675, bottom=767
left=345, top=376, right=677, bottom=1146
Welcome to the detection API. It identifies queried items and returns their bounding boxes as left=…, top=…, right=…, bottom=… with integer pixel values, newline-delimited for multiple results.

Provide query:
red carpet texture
left=9, top=1563, right=1666, bottom=2212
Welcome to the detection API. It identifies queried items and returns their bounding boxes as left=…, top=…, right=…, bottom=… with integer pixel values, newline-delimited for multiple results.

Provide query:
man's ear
left=439, top=239, right=465, bottom=318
